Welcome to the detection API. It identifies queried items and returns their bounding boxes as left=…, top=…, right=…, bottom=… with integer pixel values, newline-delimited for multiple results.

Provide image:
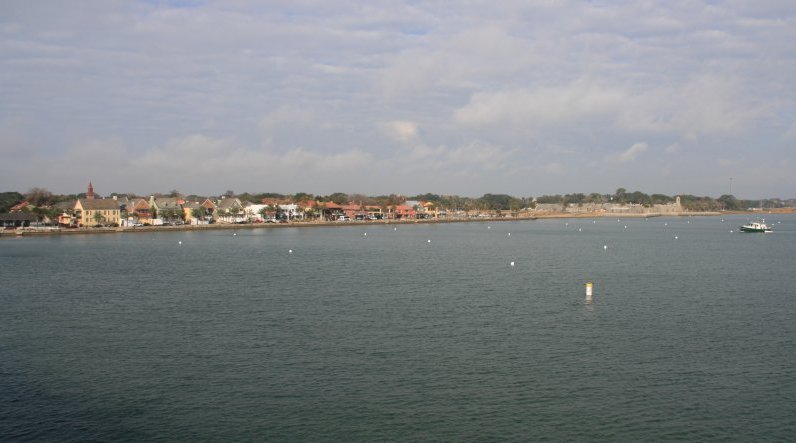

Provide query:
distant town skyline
left=2, top=1, right=795, bottom=199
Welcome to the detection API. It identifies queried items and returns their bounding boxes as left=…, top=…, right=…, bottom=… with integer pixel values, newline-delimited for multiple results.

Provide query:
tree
left=25, top=187, right=54, bottom=207
left=192, top=208, right=204, bottom=223
left=92, top=211, right=104, bottom=226
left=536, top=194, right=563, bottom=204
left=650, top=194, right=673, bottom=204
left=327, top=192, right=348, bottom=204
left=293, top=192, right=314, bottom=203
left=718, top=194, right=740, bottom=210
left=614, top=188, right=627, bottom=203
left=259, top=206, right=270, bottom=220
left=0, top=192, right=24, bottom=212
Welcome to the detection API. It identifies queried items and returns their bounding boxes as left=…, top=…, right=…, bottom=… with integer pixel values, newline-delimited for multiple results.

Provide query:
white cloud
left=383, top=120, right=418, bottom=142
left=2, top=1, right=795, bottom=197
left=618, top=142, right=649, bottom=163
left=452, top=79, right=625, bottom=132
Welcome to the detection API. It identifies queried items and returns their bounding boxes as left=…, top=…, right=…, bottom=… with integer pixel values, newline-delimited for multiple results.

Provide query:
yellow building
left=74, top=198, right=121, bottom=227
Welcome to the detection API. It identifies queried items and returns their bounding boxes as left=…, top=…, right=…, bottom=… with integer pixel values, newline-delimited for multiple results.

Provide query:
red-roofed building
left=9, top=201, right=29, bottom=212
left=391, top=205, right=416, bottom=220
left=341, top=203, right=365, bottom=219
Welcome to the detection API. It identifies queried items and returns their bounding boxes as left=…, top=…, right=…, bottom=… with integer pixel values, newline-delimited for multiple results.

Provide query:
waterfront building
left=74, top=198, right=121, bottom=226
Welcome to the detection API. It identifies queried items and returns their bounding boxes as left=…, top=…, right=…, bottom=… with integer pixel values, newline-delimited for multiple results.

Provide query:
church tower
left=87, top=181, right=95, bottom=200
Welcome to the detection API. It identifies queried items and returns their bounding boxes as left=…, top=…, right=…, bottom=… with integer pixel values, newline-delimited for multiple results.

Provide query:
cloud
left=452, top=79, right=624, bottom=132
left=382, top=120, right=418, bottom=142
left=543, top=162, right=564, bottom=174
left=785, top=121, right=796, bottom=139
left=618, top=142, right=649, bottom=162
left=453, top=75, right=771, bottom=141
left=2, top=1, right=796, bottom=197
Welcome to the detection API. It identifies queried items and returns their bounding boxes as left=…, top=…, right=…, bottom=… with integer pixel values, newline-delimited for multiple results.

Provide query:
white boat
left=739, top=219, right=772, bottom=233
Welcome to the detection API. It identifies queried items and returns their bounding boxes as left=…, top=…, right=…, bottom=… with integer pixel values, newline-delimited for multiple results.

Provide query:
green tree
left=192, top=207, right=204, bottom=223
left=327, top=192, right=348, bottom=204
left=293, top=192, right=314, bottom=203
left=650, top=194, right=673, bottom=204
left=536, top=194, right=563, bottom=204
left=614, top=188, right=627, bottom=203
left=92, top=211, right=105, bottom=226
left=718, top=194, right=740, bottom=210
left=0, top=192, right=24, bottom=212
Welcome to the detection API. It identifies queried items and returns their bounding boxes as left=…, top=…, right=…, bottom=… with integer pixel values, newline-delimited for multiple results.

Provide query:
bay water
left=1, top=215, right=795, bottom=441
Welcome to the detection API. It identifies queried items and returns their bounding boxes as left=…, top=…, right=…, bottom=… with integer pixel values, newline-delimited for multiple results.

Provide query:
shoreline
left=0, top=210, right=766, bottom=238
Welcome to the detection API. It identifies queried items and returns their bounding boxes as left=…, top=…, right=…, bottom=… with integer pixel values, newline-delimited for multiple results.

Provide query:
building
left=183, top=199, right=216, bottom=224
left=74, top=198, right=121, bottom=226
left=0, top=212, right=39, bottom=228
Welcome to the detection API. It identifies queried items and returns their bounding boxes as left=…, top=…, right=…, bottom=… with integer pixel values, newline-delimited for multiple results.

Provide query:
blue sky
left=1, top=1, right=794, bottom=198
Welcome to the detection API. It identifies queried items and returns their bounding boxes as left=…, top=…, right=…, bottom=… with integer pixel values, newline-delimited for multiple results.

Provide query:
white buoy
left=288, top=249, right=293, bottom=254
left=585, top=282, right=594, bottom=302
left=730, top=230, right=734, bottom=233
left=510, top=261, right=515, bottom=267
left=664, top=223, right=668, bottom=226
left=488, top=226, right=491, bottom=229
left=624, top=225, right=627, bottom=229
left=178, top=240, right=182, bottom=245
left=603, top=245, right=608, bottom=250
left=394, top=227, right=397, bottom=231
left=565, top=222, right=568, bottom=227
left=578, top=228, right=582, bottom=232
left=427, top=239, right=431, bottom=243
left=363, top=232, right=367, bottom=236
left=233, top=233, right=237, bottom=236
left=507, top=233, right=511, bottom=237
left=674, top=235, right=678, bottom=239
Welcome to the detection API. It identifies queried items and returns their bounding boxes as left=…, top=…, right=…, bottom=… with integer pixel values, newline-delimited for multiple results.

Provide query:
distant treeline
left=1, top=188, right=794, bottom=213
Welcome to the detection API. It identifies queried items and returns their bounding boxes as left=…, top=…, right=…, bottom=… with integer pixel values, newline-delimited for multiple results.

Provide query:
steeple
left=87, top=181, right=95, bottom=200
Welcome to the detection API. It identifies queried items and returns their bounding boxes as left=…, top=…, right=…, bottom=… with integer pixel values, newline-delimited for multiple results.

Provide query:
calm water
left=1, top=215, right=795, bottom=441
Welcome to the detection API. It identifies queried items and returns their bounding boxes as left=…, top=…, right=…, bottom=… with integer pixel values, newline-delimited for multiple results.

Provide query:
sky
left=1, top=1, right=795, bottom=199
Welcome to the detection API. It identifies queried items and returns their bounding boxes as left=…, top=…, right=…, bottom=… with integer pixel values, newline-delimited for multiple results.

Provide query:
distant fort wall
left=533, top=196, right=684, bottom=215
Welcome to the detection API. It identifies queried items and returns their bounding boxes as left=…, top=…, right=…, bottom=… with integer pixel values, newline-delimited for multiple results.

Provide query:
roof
left=261, top=198, right=288, bottom=205
left=183, top=199, right=215, bottom=209
left=150, top=197, right=181, bottom=210
left=0, top=212, right=39, bottom=222
left=76, top=199, right=120, bottom=210
left=54, top=201, right=76, bottom=210
left=10, top=201, right=30, bottom=212
left=131, top=199, right=150, bottom=210
left=183, top=201, right=203, bottom=209
left=217, top=198, right=243, bottom=210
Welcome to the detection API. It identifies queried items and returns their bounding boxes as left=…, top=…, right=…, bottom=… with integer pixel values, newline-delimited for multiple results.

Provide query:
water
left=2, top=215, right=795, bottom=441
